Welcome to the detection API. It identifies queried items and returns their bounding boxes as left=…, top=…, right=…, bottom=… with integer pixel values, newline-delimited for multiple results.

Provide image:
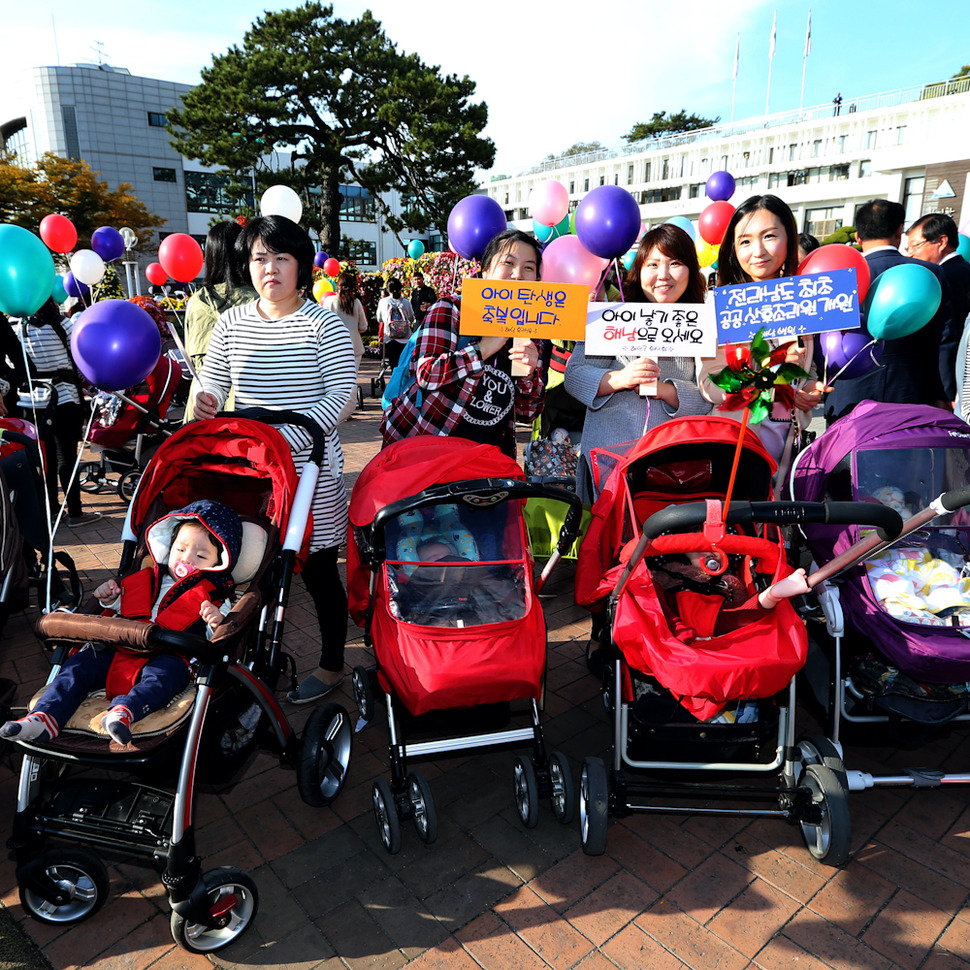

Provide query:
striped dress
left=198, top=299, right=356, bottom=551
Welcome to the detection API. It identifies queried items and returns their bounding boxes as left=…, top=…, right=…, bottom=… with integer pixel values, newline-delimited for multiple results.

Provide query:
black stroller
left=6, top=410, right=352, bottom=953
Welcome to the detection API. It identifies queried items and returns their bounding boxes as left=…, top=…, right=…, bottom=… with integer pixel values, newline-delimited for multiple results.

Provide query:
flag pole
left=799, top=9, right=812, bottom=114
left=731, top=33, right=739, bottom=125
left=765, top=10, right=777, bottom=121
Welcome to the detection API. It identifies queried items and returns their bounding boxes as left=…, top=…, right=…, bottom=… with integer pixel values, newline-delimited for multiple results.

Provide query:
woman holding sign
left=564, top=224, right=711, bottom=503
left=699, top=194, right=823, bottom=473
left=380, top=228, right=543, bottom=460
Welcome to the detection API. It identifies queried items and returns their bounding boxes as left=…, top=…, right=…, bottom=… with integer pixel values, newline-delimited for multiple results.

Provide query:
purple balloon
left=705, top=170, right=736, bottom=202
left=447, top=195, right=507, bottom=261
left=71, top=299, right=161, bottom=391
left=815, top=330, right=884, bottom=381
left=64, top=271, right=89, bottom=299
left=314, top=251, right=329, bottom=268
left=90, top=226, right=125, bottom=262
left=574, top=185, right=641, bottom=259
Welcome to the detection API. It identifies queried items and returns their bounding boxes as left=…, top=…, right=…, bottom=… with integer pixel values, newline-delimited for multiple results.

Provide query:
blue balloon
left=407, top=239, right=425, bottom=260
left=91, top=226, right=125, bottom=262
left=51, top=275, right=68, bottom=304
left=864, top=263, right=942, bottom=340
left=533, top=215, right=570, bottom=243
left=706, top=170, right=736, bottom=202
left=665, top=216, right=696, bottom=241
left=447, top=195, right=507, bottom=261
left=64, top=272, right=89, bottom=299
left=314, top=251, right=328, bottom=268
left=71, top=299, right=161, bottom=391
left=0, top=224, right=56, bottom=316
left=575, top=186, right=641, bottom=259
left=957, top=234, right=970, bottom=262
left=621, top=249, right=637, bottom=271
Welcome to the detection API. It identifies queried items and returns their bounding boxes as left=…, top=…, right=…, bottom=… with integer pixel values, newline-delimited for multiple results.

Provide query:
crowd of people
left=4, top=189, right=968, bottom=719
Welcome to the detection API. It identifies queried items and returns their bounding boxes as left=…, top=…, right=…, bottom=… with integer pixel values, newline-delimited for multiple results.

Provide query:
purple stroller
left=790, top=399, right=970, bottom=793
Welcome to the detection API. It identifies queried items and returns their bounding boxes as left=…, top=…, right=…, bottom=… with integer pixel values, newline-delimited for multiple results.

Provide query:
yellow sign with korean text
left=459, top=279, right=589, bottom=340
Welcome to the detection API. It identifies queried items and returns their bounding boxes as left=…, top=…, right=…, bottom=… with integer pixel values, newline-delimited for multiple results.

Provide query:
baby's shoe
left=101, top=705, right=134, bottom=744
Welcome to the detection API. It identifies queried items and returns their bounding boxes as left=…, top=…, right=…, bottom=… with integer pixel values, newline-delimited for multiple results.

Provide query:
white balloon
left=70, top=249, right=106, bottom=286
left=260, top=185, right=303, bottom=224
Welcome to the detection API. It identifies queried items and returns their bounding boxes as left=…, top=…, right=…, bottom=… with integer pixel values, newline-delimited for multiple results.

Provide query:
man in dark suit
left=824, top=199, right=952, bottom=424
left=906, top=212, right=970, bottom=402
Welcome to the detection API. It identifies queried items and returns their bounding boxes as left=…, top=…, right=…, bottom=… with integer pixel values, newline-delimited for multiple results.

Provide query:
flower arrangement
left=127, top=295, right=170, bottom=338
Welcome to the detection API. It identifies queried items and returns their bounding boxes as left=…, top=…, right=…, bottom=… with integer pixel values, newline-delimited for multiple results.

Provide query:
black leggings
left=43, top=401, right=83, bottom=519
left=301, top=546, right=348, bottom=673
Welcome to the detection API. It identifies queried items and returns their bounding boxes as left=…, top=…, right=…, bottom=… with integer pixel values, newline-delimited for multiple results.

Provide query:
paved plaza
left=2, top=360, right=970, bottom=969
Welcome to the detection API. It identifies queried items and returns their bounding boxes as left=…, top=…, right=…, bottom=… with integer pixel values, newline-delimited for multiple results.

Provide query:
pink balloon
left=540, top=235, right=609, bottom=296
left=530, top=180, right=569, bottom=228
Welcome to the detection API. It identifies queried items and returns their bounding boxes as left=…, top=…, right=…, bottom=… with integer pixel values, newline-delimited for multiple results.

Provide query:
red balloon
left=698, top=201, right=735, bottom=246
left=158, top=233, right=204, bottom=283
left=145, top=262, right=167, bottom=286
left=797, top=244, right=871, bottom=302
left=323, top=257, right=341, bottom=277
left=39, top=214, right=77, bottom=254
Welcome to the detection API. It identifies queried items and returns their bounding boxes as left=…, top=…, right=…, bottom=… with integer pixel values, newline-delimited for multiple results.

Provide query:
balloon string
left=165, top=310, right=199, bottom=383
left=614, top=258, right=625, bottom=302
left=594, top=264, right=610, bottom=300
left=451, top=253, right=460, bottom=294
left=826, top=339, right=879, bottom=384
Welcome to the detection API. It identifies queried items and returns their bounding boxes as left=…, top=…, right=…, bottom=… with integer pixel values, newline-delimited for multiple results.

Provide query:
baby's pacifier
left=172, top=560, right=199, bottom=580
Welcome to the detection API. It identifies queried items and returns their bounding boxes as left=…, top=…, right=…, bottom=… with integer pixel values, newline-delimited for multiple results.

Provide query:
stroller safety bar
left=369, top=478, right=584, bottom=568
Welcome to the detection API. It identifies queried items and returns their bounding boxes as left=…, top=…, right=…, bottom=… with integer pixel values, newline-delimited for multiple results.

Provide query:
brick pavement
left=1, top=357, right=970, bottom=969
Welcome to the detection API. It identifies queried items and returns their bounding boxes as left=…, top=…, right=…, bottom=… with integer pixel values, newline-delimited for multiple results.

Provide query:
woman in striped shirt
left=195, top=216, right=356, bottom=704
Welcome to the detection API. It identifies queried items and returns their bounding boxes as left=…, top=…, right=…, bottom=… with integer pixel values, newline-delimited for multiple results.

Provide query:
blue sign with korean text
left=713, top=268, right=861, bottom=345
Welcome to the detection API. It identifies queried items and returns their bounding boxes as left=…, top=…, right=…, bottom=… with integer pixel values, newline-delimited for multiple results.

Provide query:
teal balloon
left=407, top=239, right=425, bottom=260
left=864, top=263, right=942, bottom=340
left=957, top=234, right=970, bottom=261
left=666, top=216, right=696, bottom=241
left=534, top=215, right=570, bottom=243
left=0, top=224, right=56, bottom=316
left=52, top=274, right=68, bottom=304
left=621, top=250, right=636, bottom=271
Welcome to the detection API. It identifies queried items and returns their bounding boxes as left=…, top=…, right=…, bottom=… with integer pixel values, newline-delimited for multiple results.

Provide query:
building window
left=599, top=175, right=605, bottom=186
left=148, top=112, right=166, bottom=127
left=859, top=159, right=872, bottom=178
left=342, top=237, right=377, bottom=266
left=768, top=173, right=783, bottom=189
left=504, top=193, right=509, bottom=204
left=788, top=170, right=809, bottom=187
left=788, top=144, right=796, bottom=161
left=689, top=183, right=704, bottom=199
left=569, top=181, right=575, bottom=194
left=153, top=167, right=177, bottom=183
left=613, top=173, right=619, bottom=185
left=806, top=206, right=843, bottom=239
left=661, top=158, right=669, bottom=180
left=185, top=171, right=250, bottom=215
left=865, top=130, right=877, bottom=149
left=644, top=161, right=651, bottom=181
left=903, top=175, right=925, bottom=225
left=896, top=126, right=907, bottom=145
left=627, top=164, right=634, bottom=185
left=830, top=164, right=850, bottom=181
left=838, top=135, right=847, bottom=153
left=584, top=178, right=589, bottom=192
left=737, top=176, right=758, bottom=191
left=61, top=106, right=80, bottom=160
left=768, top=147, right=775, bottom=164
left=339, top=185, right=375, bottom=222
left=812, top=139, right=822, bottom=157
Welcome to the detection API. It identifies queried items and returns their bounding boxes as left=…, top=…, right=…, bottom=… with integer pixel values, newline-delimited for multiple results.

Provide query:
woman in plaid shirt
left=380, top=229, right=543, bottom=460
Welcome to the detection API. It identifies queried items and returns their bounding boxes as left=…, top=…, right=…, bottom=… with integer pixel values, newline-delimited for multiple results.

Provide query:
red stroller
left=347, top=436, right=583, bottom=853
left=8, top=410, right=352, bottom=953
left=79, top=354, right=183, bottom=501
left=575, top=416, right=900, bottom=866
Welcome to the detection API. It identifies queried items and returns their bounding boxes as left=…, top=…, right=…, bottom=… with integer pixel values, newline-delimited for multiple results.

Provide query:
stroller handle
left=225, top=408, right=327, bottom=466
left=940, top=485, right=970, bottom=514
left=642, top=500, right=904, bottom=543
left=369, top=477, right=584, bottom=567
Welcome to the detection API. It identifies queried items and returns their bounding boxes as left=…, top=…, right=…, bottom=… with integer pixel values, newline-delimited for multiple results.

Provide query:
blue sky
left=5, top=0, right=970, bottom=177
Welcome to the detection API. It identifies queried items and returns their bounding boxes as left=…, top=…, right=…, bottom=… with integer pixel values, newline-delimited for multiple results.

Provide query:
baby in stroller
left=2, top=500, right=240, bottom=745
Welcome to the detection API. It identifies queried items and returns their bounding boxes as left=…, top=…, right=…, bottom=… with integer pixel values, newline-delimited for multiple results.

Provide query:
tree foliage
left=545, top=141, right=605, bottom=161
left=624, top=110, right=720, bottom=143
left=0, top=152, right=165, bottom=248
left=167, top=2, right=495, bottom=252
left=951, top=65, right=970, bottom=78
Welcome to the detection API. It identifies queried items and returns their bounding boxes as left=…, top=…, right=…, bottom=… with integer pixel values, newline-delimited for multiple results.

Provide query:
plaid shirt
left=380, top=296, right=544, bottom=459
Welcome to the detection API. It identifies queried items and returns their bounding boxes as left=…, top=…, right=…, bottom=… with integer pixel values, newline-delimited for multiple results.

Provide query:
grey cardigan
left=564, top=343, right=711, bottom=503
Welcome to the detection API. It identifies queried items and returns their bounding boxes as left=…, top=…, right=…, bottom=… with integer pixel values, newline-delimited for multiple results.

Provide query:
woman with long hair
left=699, top=194, right=822, bottom=471
left=323, top=271, right=368, bottom=422
left=564, top=223, right=711, bottom=503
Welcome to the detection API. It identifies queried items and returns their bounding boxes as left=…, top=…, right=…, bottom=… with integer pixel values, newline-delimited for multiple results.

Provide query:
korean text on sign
left=713, top=267, right=861, bottom=345
left=460, top=279, right=589, bottom=340
left=584, top=301, right=717, bottom=358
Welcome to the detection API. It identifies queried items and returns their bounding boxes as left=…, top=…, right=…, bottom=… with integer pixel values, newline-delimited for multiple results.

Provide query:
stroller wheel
left=19, top=847, right=109, bottom=925
left=170, top=867, right=258, bottom=953
left=579, top=757, right=609, bottom=855
left=373, top=779, right=402, bottom=854
left=297, top=702, right=353, bottom=807
left=513, top=755, right=539, bottom=828
left=117, top=469, right=140, bottom=503
left=797, top=734, right=845, bottom=777
left=407, top=770, right=438, bottom=844
left=548, top=750, right=576, bottom=825
left=798, top=763, right=851, bottom=867
left=78, top=462, right=104, bottom=493
left=352, top=666, right=375, bottom=722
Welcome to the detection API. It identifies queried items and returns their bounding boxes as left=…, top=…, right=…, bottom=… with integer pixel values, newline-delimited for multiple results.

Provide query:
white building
left=483, top=77, right=970, bottom=240
left=1, top=63, right=428, bottom=276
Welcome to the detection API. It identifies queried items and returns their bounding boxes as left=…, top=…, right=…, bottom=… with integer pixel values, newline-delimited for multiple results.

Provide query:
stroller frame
left=354, top=475, right=584, bottom=854
left=7, top=411, right=352, bottom=954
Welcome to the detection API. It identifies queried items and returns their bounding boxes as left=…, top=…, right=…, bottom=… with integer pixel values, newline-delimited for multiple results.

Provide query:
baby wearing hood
left=1, top=500, right=242, bottom=746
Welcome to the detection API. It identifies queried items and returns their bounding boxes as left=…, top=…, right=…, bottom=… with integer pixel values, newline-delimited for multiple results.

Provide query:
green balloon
left=0, top=224, right=56, bottom=316
left=569, top=209, right=577, bottom=234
